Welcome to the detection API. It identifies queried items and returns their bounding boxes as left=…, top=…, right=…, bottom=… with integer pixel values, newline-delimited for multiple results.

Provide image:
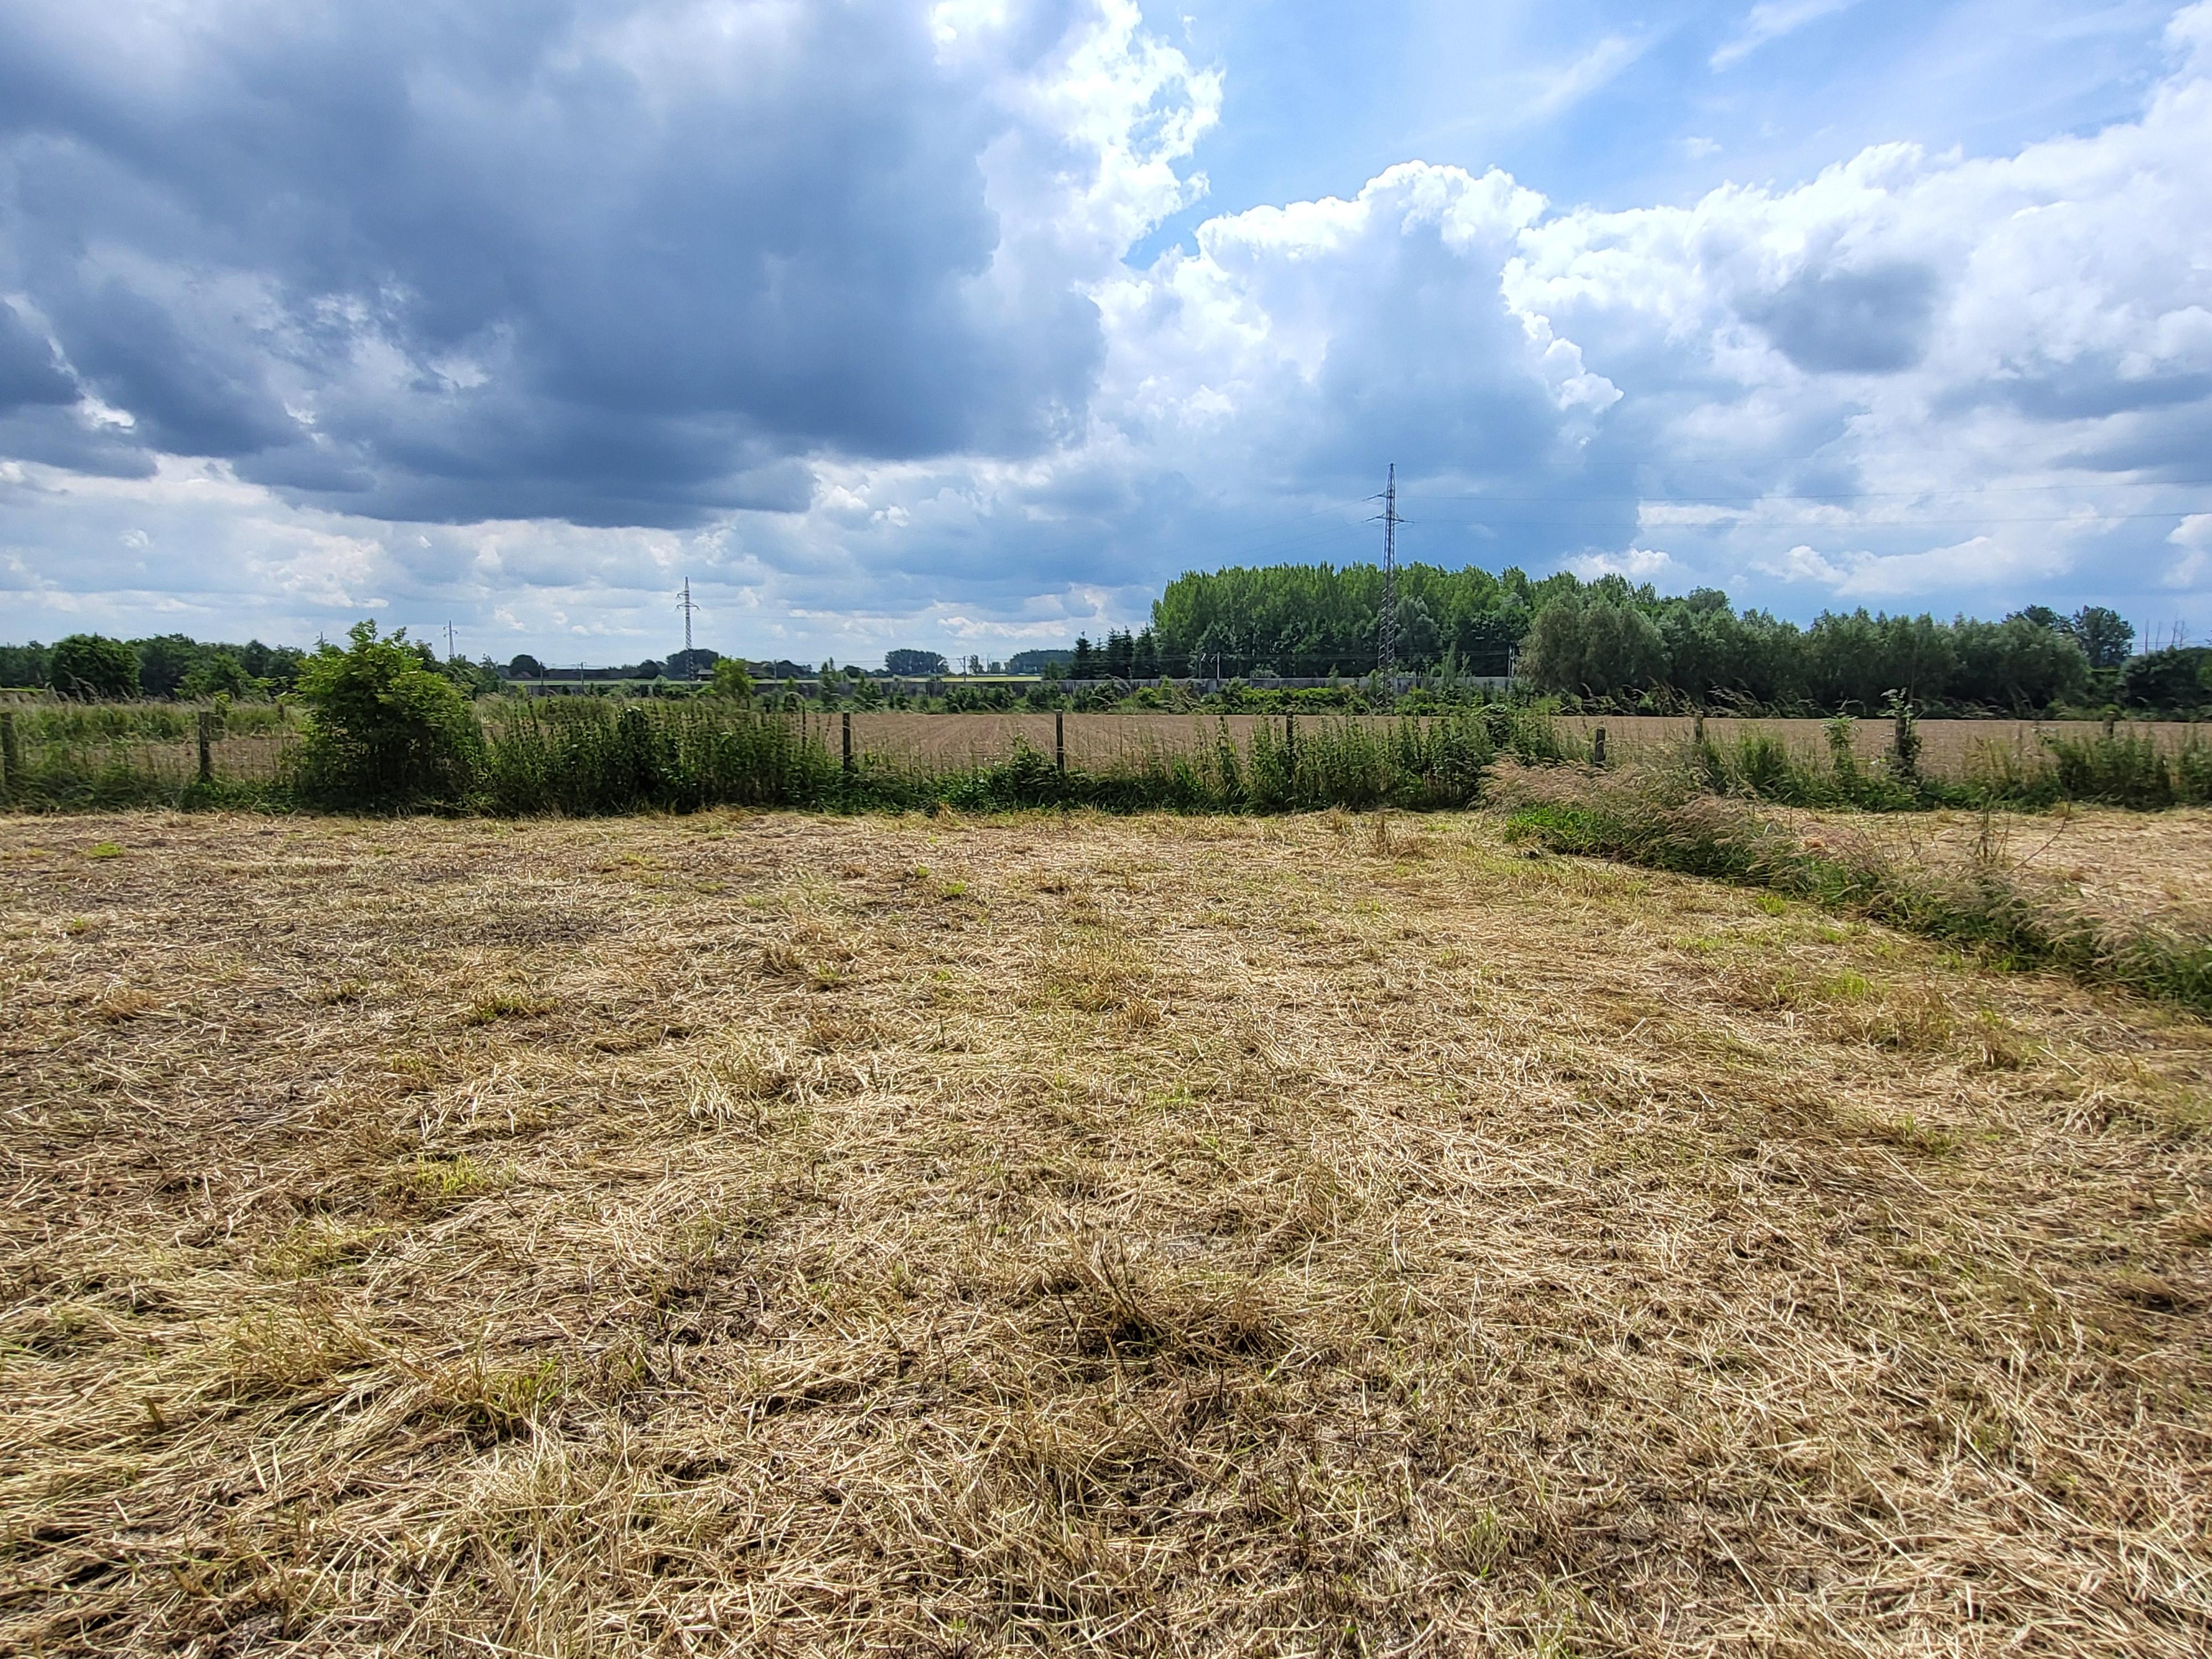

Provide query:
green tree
left=708, top=657, right=755, bottom=700
left=2068, top=606, right=2135, bottom=670
left=182, top=650, right=257, bottom=700
left=2121, top=646, right=2212, bottom=711
left=1949, top=617, right=2088, bottom=708
left=508, top=653, right=545, bottom=679
left=244, top=643, right=307, bottom=691
left=1520, top=597, right=1665, bottom=700
left=291, top=622, right=481, bottom=806
left=133, top=633, right=202, bottom=697
left=0, top=641, right=53, bottom=688
left=50, top=634, right=141, bottom=700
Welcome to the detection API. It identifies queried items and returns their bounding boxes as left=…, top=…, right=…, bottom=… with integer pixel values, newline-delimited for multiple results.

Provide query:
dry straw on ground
left=2, top=808, right=2209, bottom=1656
left=1778, top=804, right=2212, bottom=940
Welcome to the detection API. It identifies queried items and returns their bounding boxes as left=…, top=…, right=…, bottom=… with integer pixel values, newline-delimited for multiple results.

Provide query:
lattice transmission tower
left=1373, top=463, right=1404, bottom=681
left=679, top=577, right=701, bottom=679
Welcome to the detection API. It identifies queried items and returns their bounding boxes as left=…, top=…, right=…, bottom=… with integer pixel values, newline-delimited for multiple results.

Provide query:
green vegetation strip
left=1501, top=784, right=2212, bottom=1018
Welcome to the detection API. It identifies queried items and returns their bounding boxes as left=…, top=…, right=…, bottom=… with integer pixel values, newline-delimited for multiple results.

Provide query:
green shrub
left=289, top=623, right=482, bottom=808
left=2042, top=728, right=2212, bottom=809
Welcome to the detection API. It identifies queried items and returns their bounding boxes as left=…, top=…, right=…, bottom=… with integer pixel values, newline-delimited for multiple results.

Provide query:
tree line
left=1138, top=561, right=2205, bottom=714
left=2, top=632, right=503, bottom=701
left=11, top=565, right=2207, bottom=716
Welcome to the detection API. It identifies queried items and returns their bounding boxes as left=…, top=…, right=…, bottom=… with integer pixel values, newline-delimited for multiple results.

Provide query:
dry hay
left=2, top=809, right=2209, bottom=1656
left=1551, top=714, right=2208, bottom=776
left=1778, top=805, right=2212, bottom=940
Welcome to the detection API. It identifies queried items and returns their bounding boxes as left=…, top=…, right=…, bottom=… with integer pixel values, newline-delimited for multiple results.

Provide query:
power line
left=1384, top=510, right=2210, bottom=529
left=1404, top=478, right=2212, bottom=505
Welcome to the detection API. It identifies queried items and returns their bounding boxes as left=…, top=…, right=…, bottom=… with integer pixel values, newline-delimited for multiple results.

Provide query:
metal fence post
left=197, top=709, right=215, bottom=785
left=841, top=710, right=853, bottom=776
left=1592, top=724, right=1606, bottom=767
left=1055, top=711, right=1065, bottom=775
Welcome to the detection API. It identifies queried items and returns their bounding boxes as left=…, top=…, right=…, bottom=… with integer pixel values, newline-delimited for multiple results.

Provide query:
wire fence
left=2, top=703, right=2207, bottom=813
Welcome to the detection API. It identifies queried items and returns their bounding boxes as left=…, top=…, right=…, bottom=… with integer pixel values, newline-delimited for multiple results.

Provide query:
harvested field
left=1782, top=804, right=2212, bottom=939
left=1552, top=714, right=2208, bottom=776
left=3, top=810, right=2210, bottom=1655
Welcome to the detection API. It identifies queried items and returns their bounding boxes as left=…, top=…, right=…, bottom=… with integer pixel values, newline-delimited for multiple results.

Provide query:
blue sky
left=3, top=0, right=2209, bottom=662
left=1137, top=2, right=2178, bottom=239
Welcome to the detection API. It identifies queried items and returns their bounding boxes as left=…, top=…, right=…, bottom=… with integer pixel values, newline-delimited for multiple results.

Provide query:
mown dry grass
left=2, top=809, right=2209, bottom=1656
left=1780, top=805, right=2212, bottom=940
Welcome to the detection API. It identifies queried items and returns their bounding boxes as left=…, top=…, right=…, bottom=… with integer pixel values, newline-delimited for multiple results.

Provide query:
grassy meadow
left=3, top=806, right=2209, bottom=1655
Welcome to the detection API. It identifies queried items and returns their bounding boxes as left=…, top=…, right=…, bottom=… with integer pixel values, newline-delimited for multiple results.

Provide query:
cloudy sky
left=4, top=0, right=2210, bottom=664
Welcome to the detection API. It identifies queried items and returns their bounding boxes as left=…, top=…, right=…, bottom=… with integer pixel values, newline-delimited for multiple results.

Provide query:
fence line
left=3, top=706, right=2208, bottom=810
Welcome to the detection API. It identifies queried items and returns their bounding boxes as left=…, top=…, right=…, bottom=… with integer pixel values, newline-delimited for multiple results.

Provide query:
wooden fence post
left=1592, top=725, right=1606, bottom=768
left=841, top=710, right=853, bottom=776
left=1692, top=712, right=1705, bottom=747
left=197, top=709, right=215, bottom=784
left=1055, top=711, right=1065, bottom=775
left=0, top=711, right=15, bottom=799
left=1285, top=711, right=1296, bottom=769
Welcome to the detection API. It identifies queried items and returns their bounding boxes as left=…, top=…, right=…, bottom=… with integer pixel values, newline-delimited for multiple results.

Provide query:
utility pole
left=446, top=621, right=455, bottom=661
left=679, top=577, right=700, bottom=679
left=1373, top=463, right=1403, bottom=682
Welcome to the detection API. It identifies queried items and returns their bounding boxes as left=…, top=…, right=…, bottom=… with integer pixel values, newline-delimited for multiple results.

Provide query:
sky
left=3, top=0, right=2210, bottom=666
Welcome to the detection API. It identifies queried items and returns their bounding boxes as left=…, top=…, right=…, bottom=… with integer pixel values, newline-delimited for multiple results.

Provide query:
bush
left=50, top=634, right=141, bottom=700
left=2120, top=646, right=2212, bottom=712
left=289, top=622, right=482, bottom=808
left=2042, top=727, right=2212, bottom=809
left=707, top=658, right=755, bottom=701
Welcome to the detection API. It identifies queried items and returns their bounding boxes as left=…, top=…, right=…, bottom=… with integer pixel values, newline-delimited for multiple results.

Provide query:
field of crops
left=3, top=806, right=2208, bottom=1655
left=1551, top=713, right=2207, bottom=773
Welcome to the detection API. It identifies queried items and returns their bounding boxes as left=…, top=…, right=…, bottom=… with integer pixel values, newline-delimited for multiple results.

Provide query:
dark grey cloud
left=0, top=301, right=74, bottom=409
left=1740, top=260, right=1941, bottom=374
left=1999, top=361, right=2212, bottom=421
left=0, top=0, right=1105, bottom=525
